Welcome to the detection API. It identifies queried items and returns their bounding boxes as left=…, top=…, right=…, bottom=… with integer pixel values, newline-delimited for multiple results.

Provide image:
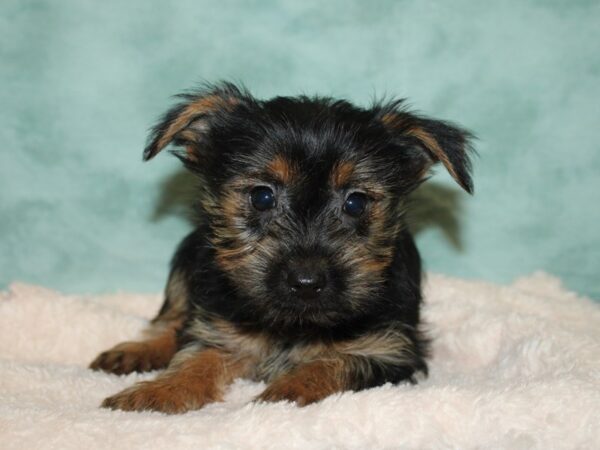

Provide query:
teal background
left=1, top=0, right=599, bottom=300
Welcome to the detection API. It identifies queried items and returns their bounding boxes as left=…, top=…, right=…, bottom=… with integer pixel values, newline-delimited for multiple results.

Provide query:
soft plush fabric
left=0, top=273, right=598, bottom=449
left=1, top=0, right=599, bottom=300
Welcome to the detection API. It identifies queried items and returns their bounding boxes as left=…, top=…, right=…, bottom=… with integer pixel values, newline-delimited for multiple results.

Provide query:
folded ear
left=378, top=104, right=475, bottom=194
left=143, top=83, right=244, bottom=161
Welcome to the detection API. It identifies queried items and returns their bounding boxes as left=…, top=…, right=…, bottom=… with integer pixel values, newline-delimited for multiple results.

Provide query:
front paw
left=101, top=380, right=218, bottom=414
left=90, top=342, right=157, bottom=375
left=256, top=381, right=322, bottom=406
left=102, top=382, right=184, bottom=413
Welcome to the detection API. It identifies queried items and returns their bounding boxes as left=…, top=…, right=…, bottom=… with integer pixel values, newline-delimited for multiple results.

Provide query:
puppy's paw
left=101, top=381, right=183, bottom=413
left=90, top=342, right=161, bottom=375
left=256, top=381, right=322, bottom=407
left=101, top=380, right=219, bottom=414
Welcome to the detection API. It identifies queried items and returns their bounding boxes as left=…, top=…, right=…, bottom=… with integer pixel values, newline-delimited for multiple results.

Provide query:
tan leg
left=101, top=347, right=250, bottom=414
left=257, top=359, right=346, bottom=406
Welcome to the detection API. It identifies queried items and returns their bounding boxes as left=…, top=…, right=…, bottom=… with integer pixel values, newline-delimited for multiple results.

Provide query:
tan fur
left=189, top=312, right=415, bottom=386
left=256, top=359, right=346, bottom=406
left=335, top=329, right=414, bottom=365
left=380, top=112, right=402, bottom=128
left=330, top=161, right=355, bottom=189
left=153, top=95, right=235, bottom=154
left=97, top=300, right=417, bottom=411
left=188, top=315, right=271, bottom=360
left=267, top=155, right=296, bottom=184
left=102, top=348, right=252, bottom=414
left=152, top=269, right=189, bottom=324
left=334, top=199, right=396, bottom=300
left=381, top=112, right=462, bottom=185
left=211, top=175, right=280, bottom=290
left=186, top=307, right=288, bottom=382
left=254, top=328, right=416, bottom=403
left=405, top=126, right=460, bottom=183
left=212, top=177, right=257, bottom=272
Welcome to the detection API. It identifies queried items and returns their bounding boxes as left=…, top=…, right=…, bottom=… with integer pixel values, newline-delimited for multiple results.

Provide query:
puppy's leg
left=101, top=346, right=250, bottom=413
left=257, top=359, right=346, bottom=406
left=90, top=269, right=188, bottom=374
left=257, top=328, right=427, bottom=406
left=256, top=357, right=421, bottom=406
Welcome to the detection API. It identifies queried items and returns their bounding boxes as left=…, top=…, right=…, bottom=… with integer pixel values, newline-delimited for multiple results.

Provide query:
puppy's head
left=145, top=83, right=473, bottom=329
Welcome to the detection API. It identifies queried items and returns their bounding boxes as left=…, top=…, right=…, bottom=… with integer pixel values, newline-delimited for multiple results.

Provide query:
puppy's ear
left=143, top=83, right=244, bottom=161
left=378, top=104, right=475, bottom=194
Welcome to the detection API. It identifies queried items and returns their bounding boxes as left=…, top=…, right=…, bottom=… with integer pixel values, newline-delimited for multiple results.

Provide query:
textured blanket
left=1, top=273, right=598, bottom=449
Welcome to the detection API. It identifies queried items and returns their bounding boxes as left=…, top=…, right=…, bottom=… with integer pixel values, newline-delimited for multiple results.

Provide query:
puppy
left=90, top=83, right=473, bottom=413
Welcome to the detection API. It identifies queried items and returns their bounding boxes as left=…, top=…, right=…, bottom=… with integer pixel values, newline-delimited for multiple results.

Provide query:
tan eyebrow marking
left=330, top=161, right=356, bottom=189
left=266, top=155, right=296, bottom=184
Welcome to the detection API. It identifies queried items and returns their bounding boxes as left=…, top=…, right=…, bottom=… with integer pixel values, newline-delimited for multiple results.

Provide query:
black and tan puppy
left=90, top=83, right=473, bottom=413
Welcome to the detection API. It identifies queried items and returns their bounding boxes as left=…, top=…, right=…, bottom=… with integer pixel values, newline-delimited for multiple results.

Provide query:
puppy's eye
left=250, top=186, right=276, bottom=211
left=343, top=192, right=368, bottom=217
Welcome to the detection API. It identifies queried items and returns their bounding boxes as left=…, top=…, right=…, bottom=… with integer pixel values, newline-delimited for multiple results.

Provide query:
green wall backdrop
left=1, top=0, right=599, bottom=300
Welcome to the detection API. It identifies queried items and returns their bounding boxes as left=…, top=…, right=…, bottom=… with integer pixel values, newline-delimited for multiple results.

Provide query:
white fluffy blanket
left=1, top=273, right=599, bottom=449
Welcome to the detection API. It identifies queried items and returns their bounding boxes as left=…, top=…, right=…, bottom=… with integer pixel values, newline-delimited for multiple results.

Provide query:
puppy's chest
left=187, top=311, right=417, bottom=384
left=187, top=316, right=329, bottom=381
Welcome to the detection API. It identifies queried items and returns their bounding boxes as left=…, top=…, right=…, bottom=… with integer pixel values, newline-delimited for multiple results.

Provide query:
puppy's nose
left=286, top=268, right=327, bottom=299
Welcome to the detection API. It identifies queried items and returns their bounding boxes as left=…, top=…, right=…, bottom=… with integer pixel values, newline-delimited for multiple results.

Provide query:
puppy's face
left=145, top=84, right=473, bottom=329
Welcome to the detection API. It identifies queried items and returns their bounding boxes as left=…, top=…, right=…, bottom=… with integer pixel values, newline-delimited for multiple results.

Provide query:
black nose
left=286, top=267, right=327, bottom=299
